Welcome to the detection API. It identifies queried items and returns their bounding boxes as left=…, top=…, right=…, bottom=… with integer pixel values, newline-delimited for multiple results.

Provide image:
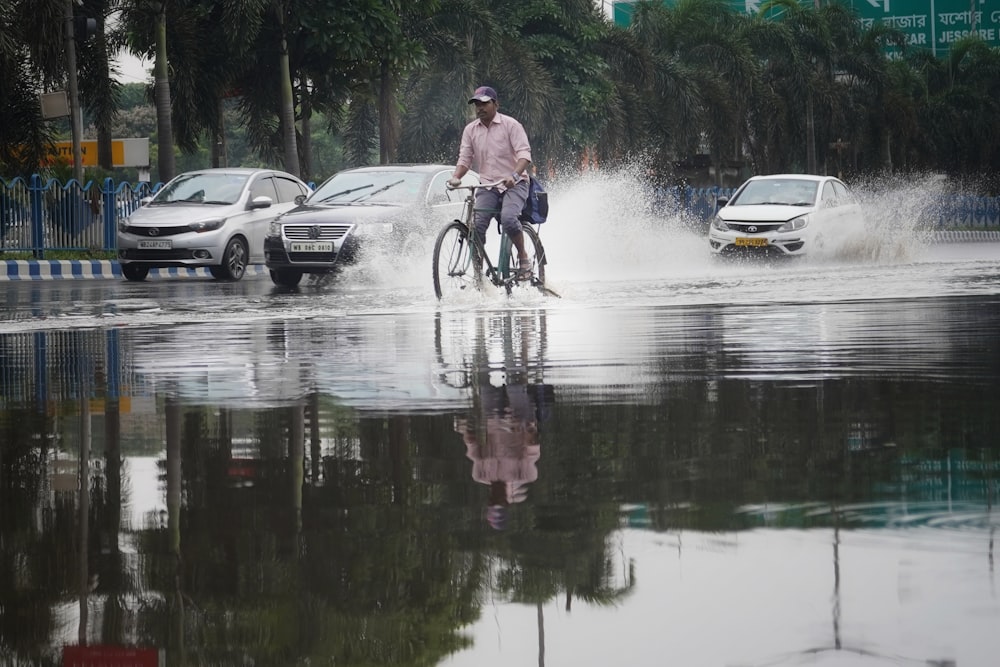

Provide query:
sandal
left=515, top=260, right=534, bottom=281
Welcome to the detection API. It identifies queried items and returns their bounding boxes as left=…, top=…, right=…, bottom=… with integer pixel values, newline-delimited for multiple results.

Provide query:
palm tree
left=77, top=0, right=122, bottom=171
left=395, top=0, right=504, bottom=164
left=0, top=2, right=58, bottom=175
left=625, top=0, right=743, bottom=179
left=908, top=36, right=1000, bottom=173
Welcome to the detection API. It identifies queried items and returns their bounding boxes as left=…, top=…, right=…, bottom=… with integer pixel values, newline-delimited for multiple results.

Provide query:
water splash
left=326, top=167, right=959, bottom=303
left=825, top=171, right=948, bottom=264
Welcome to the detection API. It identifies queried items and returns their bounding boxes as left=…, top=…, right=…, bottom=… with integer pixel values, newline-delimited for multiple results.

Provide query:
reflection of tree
left=441, top=308, right=636, bottom=665
left=4, top=313, right=1000, bottom=665
left=122, top=398, right=479, bottom=665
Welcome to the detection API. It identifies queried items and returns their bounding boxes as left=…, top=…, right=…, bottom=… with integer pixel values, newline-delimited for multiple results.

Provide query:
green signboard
left=843, top=0, right=997, bottom=56
left=611, top=0, right=999, bottom=56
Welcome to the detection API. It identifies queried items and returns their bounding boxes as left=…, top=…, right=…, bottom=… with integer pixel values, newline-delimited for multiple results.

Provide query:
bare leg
left=510, top=230, right=529, bottom=264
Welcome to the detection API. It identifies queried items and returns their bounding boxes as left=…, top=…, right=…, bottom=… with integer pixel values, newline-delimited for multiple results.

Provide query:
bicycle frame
left=454, top=181, right=509, bottom=290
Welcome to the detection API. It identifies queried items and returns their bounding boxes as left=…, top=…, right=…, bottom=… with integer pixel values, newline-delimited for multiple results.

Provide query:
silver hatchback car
left=117, top=168, right=311, bottom=281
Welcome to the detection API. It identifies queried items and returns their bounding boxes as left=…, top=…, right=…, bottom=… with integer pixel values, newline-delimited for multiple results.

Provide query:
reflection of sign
left=63, top=645, right=160, bottom=667
left=47, top=138, right=150, bottom=168
left=612, top=0, right=998, bottom=56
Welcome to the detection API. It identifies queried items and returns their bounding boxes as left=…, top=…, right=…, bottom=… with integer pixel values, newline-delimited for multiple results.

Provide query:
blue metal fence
left=2, top=177, right=998, bottom=257
left=1, top=176, right=158, bottom=257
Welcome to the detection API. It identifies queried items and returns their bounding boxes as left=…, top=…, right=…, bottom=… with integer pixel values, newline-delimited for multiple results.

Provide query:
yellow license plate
left=735, top=237, right=768, bottom=247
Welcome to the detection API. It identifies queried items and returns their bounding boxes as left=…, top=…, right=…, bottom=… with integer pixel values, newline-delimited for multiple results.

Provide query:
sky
left=114, top=52, right=151, bottom=84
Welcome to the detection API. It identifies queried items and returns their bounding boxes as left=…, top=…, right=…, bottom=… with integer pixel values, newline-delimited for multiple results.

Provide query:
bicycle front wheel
left=433, top=221, right=480, bottom=299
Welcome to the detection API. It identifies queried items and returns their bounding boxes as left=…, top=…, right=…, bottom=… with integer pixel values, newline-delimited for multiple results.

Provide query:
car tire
left=269, top=268, right=303, bottom=287
left=121, top=264, right=149, bottom=282
left=213, top=237, right=248, bottom=281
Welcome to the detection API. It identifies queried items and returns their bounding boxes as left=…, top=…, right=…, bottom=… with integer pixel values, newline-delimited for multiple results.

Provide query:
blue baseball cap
left=468, top=86, right=497, bottom=103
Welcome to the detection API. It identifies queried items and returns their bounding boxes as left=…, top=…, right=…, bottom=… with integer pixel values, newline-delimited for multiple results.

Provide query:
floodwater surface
left=2, top=173, right=999, bottom=666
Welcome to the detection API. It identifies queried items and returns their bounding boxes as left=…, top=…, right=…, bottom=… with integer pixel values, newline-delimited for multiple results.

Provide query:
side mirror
left=294, top=194, right=307, bottom=205
left=716, top=196, right=729, bottom=207
left=250, top=195, right=273, bottom=209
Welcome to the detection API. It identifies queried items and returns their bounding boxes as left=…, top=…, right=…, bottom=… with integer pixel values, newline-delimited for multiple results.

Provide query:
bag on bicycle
left=519, top=176, right=549, bottom=224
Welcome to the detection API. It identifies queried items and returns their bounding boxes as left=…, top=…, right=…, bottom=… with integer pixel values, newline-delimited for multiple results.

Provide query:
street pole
left=64, top=0, right=84, bottom=183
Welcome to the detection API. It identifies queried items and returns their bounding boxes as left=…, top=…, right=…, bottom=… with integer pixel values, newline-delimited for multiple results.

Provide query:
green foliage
left=2, top=0, right=999, bottom=186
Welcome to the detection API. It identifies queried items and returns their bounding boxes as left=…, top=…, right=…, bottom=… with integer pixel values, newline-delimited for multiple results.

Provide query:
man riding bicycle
left=448, top=85, right=534, bottom=280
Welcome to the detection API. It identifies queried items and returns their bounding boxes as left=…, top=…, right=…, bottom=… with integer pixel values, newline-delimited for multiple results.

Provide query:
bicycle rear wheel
left=499, top=225, right=546, bottom=289
left=433, top=221, right=480, bottom=299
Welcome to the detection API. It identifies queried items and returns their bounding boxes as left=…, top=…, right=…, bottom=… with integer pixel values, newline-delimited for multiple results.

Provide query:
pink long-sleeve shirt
left=456, top=113, right=532, bottom=184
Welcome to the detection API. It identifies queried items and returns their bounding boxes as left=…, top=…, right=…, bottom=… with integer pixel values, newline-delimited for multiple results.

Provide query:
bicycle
left=432, top=181, right=555, bottom=299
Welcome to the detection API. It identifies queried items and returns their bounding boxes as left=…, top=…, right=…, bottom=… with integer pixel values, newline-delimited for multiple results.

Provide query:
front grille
left=288, top=251, right=336, bottom=263
left=119, top=248, right=201, bottom=260
left=727, top=222, right=783, bottom=234
left=284, top=224, right=351, bottom=241
left=123, top=225, right=191, bottom=238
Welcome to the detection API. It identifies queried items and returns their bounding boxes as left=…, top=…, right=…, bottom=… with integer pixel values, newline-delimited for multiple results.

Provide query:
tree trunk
left=154, top=3, right=175, bottom=182
left=880, top=131, right=892, bottom=173
left=278, top=28, right=300, bottom=177
left=300, top=79, right=312, bottom=182
left=211, top=97, right=227, bottom=168
left=378, top=61, right=399, bottom=164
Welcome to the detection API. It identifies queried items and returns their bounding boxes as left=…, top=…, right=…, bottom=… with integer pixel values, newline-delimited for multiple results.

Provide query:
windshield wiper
left=320, top=184, right=373, bottom=203
left=351, top=179, right=404, bottom=202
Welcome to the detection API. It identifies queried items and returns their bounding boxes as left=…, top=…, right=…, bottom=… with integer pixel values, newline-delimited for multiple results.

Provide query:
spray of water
left=826, top=171, right=949, bottom=264
left=323, top=166, right=954, bottom=302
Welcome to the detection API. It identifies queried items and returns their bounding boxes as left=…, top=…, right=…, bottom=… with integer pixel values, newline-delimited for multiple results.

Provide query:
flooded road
left=2, top=175, right=1000, bottom=666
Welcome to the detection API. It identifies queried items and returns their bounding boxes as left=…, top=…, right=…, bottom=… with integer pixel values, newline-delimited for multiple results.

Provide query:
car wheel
left=121, top=264, right=149, bottom=282
left=214, top=237, right=248, bottom=281
left=270, top=268, right=303, bottom=287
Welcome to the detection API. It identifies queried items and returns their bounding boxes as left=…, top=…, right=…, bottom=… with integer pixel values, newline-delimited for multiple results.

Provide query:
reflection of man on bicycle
left=448, top=85, right=534, bottom=281
left=455, top=378, right=542, bottom=530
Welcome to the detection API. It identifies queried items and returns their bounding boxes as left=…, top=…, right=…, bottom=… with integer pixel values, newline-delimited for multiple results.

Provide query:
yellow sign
left=48, top=138, right=149, bottom=168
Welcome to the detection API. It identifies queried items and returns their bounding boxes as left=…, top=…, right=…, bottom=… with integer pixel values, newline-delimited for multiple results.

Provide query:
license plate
left=735, top=237, right=768, bottom=247
left=290, top=242, right=333, bottom=252
left=138, top=239, right=172, bottom=250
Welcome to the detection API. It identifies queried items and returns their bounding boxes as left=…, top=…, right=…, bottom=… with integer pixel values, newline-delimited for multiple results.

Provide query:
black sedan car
left=263, top=164, right=478, bottom=287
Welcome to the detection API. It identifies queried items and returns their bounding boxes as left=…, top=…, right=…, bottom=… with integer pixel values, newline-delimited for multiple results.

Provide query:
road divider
left=1, top=261, right=268, bottom=281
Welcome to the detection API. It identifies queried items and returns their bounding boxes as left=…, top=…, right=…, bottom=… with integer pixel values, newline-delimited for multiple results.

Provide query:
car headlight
left=188, top=218, right=225, bottom=233
left=117, top=219, right=129, bottom=233
left=267, top=221, right=282, bottom=237
left=711, top=216, right=730, bottom=232
left=352, top=222, right=394, bottom=237
left=777, top=214, right=809, bottom=232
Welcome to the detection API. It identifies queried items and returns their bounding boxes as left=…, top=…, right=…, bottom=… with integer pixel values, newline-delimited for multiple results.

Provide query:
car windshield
left=152, top=173, right=249, bottom=205
left=310, top=171, right=425, bottom=205
left=731, top=179, right=818, bottom=206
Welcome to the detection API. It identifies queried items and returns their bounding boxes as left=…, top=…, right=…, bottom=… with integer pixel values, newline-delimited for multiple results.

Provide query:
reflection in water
left=2, top=297, right=999, bottom=665
left=449, top=312, right=551, bottom=531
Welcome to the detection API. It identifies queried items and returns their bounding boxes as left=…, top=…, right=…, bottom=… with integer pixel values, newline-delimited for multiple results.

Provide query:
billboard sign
left=47, top=138, right=150, bottom=168
left=612, top=0, right=999, bottom=56
left=843, top=0, right=997, bottom=57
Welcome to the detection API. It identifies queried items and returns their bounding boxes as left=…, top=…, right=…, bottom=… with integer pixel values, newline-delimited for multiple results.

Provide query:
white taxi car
left=708, top=174, right=863, bottom=256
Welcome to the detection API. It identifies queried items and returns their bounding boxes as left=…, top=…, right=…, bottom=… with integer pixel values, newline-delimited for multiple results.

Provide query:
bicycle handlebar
left=447, top=180, right=504, bottom=192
